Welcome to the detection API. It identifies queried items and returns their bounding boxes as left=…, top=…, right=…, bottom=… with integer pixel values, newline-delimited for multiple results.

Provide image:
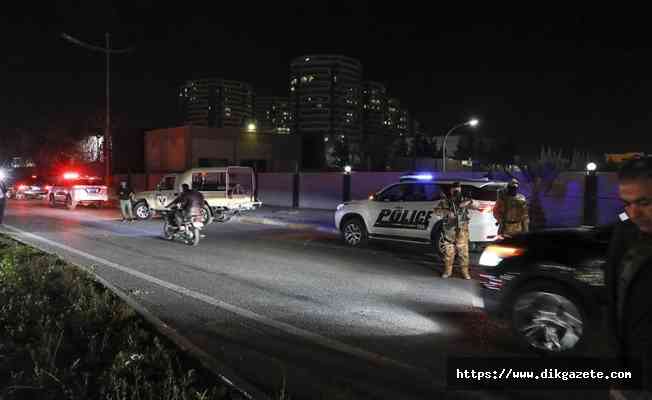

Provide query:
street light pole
left=61, top=32, right=133, bottom=186
left=105, top=33, right=111, bottom=185
left=442, top=118, right=479, bottom=173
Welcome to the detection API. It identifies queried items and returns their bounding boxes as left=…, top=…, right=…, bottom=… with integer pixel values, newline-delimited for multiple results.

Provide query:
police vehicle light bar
left=63, top=172, right=80, bottom=180
left=401, top=173, right=433, bottom=181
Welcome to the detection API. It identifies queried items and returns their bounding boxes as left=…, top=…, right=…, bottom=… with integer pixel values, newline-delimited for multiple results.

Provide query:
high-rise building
left=386, top=98, right=411, bottom=137
left=178, top=79, right=254, bottom=128
left=254, top=97, right=292, bottom=134
left=362, top=81, right=388, bottom=136
left=290, top=55, right=363, bottom=168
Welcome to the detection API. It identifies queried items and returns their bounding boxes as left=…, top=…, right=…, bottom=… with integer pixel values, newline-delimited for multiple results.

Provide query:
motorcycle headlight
left=479, top=244, right=525, bottom=267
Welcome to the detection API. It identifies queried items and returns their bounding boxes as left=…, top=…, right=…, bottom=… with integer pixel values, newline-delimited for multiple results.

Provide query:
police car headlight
left=336, top=203, right=345, bottom=211
left=479, top=245, right=525, bottom=267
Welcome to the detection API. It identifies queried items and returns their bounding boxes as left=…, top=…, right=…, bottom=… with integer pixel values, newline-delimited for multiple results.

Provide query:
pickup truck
left=131, top=166, right=262, bottom=224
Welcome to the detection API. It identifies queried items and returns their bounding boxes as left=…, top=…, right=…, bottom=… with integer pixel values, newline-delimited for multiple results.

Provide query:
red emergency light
left=63, top=172, right=80, bottom=180
left=31, top=175, right=37, bottom=179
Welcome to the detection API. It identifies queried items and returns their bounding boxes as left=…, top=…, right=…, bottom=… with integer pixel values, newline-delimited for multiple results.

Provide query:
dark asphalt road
left=0, top=200, right=609, bottom=400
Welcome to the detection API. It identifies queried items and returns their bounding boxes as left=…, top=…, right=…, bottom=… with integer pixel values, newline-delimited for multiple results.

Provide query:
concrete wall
left=145, top=127, right=189, bottom=172
left=115, top=170, right=624, bottom=227
left=597, top=172, right=622, bottom=226
left=298, top=173, right=343, bottom=210
left=350, top=172, right=403, bottom=200
left=257, top=173, right=293, bottom=207
left=113, top=173, right=170, bottom=192
left=146, top=126, right=300, bottom=173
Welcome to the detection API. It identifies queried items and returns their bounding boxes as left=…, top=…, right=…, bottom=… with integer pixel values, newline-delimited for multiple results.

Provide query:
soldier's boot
left=442, top=262, right=453, bottom=279
left=461, top=264, right=471, bottom=280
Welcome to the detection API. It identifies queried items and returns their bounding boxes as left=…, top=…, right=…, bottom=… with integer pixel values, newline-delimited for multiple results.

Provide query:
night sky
left=2, top=2, right=651, bottom=156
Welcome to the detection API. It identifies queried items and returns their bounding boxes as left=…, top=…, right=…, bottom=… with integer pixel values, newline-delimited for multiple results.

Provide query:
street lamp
left=61, top=33, right=133, bottom=187
left=343, top=165, right=352, bottom=174
left=442, top=118, right=480, bottom=173
left=586, top=162, right=597, bottom=174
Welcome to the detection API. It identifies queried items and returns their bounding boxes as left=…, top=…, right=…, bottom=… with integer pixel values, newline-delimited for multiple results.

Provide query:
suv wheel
left=510, top=282, right=588, bottom=355
left=201, top=204, right=213, bottom=225
left=133, top=202, right=151, bottom=220
left=341, top=217, right=368, bottom=247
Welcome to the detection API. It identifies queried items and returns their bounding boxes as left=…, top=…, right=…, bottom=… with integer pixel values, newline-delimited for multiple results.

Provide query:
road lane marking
left=2, top=224, right=430, bottom=376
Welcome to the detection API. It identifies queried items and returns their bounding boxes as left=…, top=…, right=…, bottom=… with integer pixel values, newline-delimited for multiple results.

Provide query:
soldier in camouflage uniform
left=493, top=178, right=529, bottom=237
left=606, top=157, right=652, bottom=398
left=433, top=182, right=479, bottom=279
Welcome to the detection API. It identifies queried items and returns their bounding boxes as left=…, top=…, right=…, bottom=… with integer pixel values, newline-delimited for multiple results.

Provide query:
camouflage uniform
left=493, top=192, right=529, bottom=236
left=434, top=195, right=475, bottom=279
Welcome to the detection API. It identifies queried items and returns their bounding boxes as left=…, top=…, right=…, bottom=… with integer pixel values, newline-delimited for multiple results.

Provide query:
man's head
left=181, top=183, right=190, bottom=192
left=507, top=178, right=519, bottom=196
left=618, top=157, right=652, bottom=233
left=450, top=182, right=462, bottom=198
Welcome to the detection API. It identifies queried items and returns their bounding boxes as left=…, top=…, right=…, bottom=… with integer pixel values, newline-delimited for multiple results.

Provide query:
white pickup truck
left=131, top=166, right=262, bottom=224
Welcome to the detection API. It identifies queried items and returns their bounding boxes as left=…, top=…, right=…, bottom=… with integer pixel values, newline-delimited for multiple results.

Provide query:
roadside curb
left=0, top=227, right=270, bottom=400
left=236, top=216, right=339, bottom=235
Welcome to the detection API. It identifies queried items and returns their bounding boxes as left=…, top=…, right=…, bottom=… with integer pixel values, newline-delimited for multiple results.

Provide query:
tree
left=414, top=134, right=434, bottom=157
left=454, top=133, right=476, bottom=161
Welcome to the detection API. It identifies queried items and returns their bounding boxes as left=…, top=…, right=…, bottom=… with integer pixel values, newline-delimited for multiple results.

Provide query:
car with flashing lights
left=334, top=173, right=509, bottom=250
left=130, top=166, right=262, bottom=224
left=9, top=175, right=52, bottom=200
left=48, top=172, right=109, bottom=210
left=476, top=222, right=613, bottom=355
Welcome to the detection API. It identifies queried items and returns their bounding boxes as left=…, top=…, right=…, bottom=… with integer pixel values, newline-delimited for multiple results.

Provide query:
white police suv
left=334, top=174, right=509, bottom=248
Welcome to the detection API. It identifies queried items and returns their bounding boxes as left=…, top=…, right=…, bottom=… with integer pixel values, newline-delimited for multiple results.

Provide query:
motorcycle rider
left=165, top=183, right=205, bottom=229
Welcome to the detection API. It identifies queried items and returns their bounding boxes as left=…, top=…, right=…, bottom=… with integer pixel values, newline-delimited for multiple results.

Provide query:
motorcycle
left=160, top=206, right=204, bottom=246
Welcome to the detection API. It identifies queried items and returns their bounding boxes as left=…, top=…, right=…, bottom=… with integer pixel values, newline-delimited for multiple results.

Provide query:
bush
left=0, top=237, right=229, bottom=400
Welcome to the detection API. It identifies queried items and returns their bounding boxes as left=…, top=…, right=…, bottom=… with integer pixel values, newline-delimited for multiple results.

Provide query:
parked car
left=11, top=180, right=51, bottom=200
left=335, top=175, right=508, bottom=249
left=477, top=225, right=611, bottom=355
left=131, top=166, right=262, bottom=224
left=48, top=172, right=108, bottom=209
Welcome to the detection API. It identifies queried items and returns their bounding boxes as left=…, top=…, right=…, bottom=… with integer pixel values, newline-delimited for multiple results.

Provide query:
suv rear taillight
left=476, top=202, right=495, bottom=213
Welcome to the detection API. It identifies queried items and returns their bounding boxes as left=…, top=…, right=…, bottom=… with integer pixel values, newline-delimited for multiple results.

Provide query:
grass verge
left=0, top=235, right=233, bottom=400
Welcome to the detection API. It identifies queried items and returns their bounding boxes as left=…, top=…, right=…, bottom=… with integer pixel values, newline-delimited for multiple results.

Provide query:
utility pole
left=61, top=32, right=133, bottom=186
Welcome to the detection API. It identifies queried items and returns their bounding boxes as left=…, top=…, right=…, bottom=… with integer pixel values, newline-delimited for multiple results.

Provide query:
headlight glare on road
left=479, top=245, right=525, bottom=267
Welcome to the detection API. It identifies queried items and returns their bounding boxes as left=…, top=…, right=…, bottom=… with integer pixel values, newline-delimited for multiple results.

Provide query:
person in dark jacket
left=0, top=179, right=7, bottom=225
left=117, top=181, right=135, bottom=222
left=166, top=183, right=205, bottom=228
left=606, top=157, right=652, bottom=398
